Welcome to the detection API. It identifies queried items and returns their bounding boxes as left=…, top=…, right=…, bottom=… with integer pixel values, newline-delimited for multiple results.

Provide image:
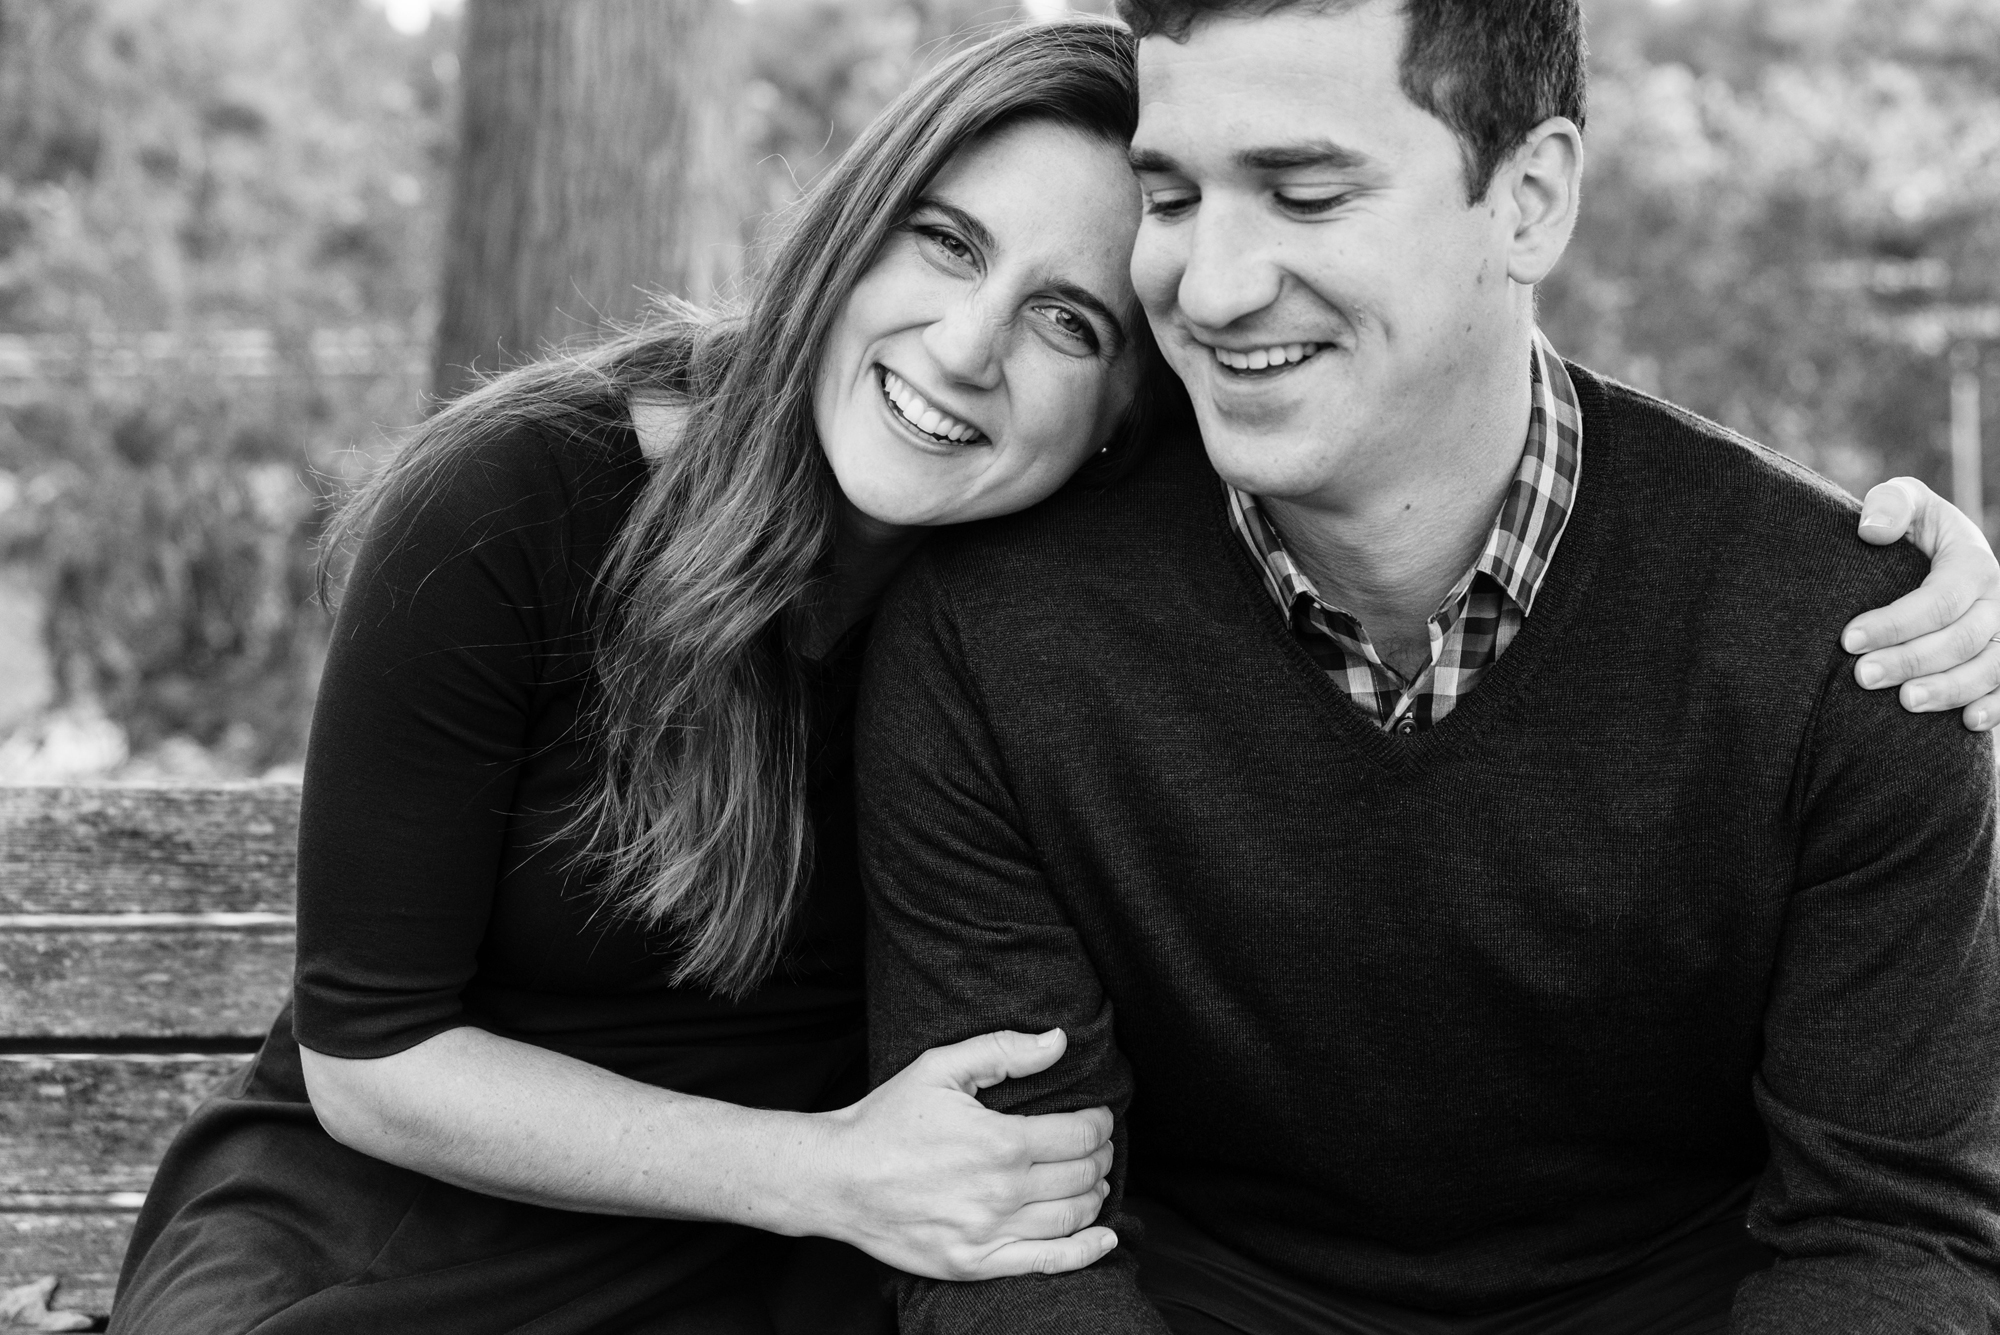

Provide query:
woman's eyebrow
left=909, top=196, right=995, bottom=253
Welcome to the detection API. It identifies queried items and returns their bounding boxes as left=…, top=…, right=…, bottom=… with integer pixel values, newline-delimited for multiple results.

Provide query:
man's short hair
left=1116, top=0, right=1587, bottom=202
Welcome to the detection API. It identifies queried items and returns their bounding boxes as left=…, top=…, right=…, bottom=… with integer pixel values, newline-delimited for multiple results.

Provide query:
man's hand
left=1842, top=476, right=2000, bottom=731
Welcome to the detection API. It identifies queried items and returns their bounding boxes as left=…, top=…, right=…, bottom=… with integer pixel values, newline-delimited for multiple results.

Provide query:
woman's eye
left=915, top=226, right=975, bottom=264
left=1142, top=190, right=1197, bottom=219
left=1034, top=304, right=1099, bottom=351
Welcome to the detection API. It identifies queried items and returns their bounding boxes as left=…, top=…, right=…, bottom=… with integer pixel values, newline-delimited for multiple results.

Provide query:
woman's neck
left=795, top=504, right=925, bottom=660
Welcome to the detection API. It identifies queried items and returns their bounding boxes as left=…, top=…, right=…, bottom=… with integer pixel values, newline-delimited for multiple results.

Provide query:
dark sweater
left=296, top=416, right=866, bottom=1091
left=858, top=366, right=2000, bottom=1335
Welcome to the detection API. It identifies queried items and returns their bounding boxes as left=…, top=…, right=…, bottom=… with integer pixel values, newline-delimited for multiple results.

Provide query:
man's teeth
left=1211, top=342, right=1320, bottom=371
left=881, top=369, right=982, bottom=443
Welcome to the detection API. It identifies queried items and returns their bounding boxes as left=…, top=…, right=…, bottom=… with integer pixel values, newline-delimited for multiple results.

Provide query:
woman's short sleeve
left=291, top=425, right=634, bottom=1058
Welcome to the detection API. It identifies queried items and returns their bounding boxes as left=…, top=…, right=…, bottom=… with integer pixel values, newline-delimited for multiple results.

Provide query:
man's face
left=1129, top=1, right=1519, bottom=509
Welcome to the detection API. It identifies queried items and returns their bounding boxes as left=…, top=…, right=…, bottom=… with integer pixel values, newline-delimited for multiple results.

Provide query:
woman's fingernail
left=1842, top=627, right=1867, bottom=653
left=1035, top=1028, right=1061, bottom=1047
left=1972, top=709, right=1990, bottom=730
left=1857, top=662, right=1883, bottom=688
left=1100, top=1231, right=1118, bottom=1250
left=1858, top=512, right=1892, bottom=532
left=1907, top=684, right=1931, bottom=708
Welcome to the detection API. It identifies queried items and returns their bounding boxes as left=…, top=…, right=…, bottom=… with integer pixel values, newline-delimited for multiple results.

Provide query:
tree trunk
left=431, top=0, right=749, bottom=400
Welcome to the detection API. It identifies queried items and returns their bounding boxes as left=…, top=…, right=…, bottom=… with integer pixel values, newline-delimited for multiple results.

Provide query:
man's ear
left=1500, top=117, right=1583, bottom=287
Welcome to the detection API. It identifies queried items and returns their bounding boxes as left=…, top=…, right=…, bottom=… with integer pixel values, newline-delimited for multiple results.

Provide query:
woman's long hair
left=327, top=19, right=1180, bottom=998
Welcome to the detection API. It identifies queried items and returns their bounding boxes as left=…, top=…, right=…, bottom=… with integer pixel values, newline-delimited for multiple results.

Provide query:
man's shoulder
left=1572, top=362, right=1928, bottom=601
left=914, top=427, right=1222, bottom=598
left=1580, top=363, right=1856, bottom=518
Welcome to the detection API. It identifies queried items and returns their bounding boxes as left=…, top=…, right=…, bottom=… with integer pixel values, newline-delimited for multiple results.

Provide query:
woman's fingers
left=1017, top=1104, right=1113, bottom=1163
left=1020, top=1143, right=1114, bottom=1204
left=1889, top=637, right=2000, bottom=726
left=991, top=1184, right=1112, bottom=1243
left=1851, top=595, right=2000, bottom=700
left=1844, top=478, right=2000, bottom=715
left=1855, top=477, right=1922, bottom=544
left=975, top=1225, right=1119, bottom=1278
left=0, top=1277, right=98, bottom=1332
left=915, top=1029, right=1068, bottom=1094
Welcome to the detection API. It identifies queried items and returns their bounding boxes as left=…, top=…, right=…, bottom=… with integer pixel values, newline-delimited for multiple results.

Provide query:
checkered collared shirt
left=1225, top=330, right=1582, bottom=734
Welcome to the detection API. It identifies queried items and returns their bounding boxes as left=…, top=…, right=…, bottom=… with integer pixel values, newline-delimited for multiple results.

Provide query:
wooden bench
left=0, top=783, right=299, bottom=1324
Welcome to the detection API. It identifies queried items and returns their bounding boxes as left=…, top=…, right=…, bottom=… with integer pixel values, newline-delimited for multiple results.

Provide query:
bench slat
left=0, top=928, right=293, bottom=1039
left=0, top=784, right=299, bottom=915
left=0, top=1213, right=128, bottom=1316
left=0, top=1055, right=251, bottom=1198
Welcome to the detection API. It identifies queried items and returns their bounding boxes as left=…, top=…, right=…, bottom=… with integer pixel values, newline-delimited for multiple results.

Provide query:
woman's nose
left=922, top=298, right=1006, bottom=390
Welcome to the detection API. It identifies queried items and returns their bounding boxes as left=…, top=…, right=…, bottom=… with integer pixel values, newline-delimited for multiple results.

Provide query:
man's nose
left=922, top=297, right=1006, bottom=390
left=1175, top=203, right=1283, bottom=332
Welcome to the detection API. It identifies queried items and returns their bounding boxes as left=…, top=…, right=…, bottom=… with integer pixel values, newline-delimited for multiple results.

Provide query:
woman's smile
left=877, top=366, right=988, bottom=448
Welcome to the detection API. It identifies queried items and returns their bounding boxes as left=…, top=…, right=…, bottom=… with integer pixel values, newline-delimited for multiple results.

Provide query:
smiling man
left=859, top=2, right=2000, bottom=1333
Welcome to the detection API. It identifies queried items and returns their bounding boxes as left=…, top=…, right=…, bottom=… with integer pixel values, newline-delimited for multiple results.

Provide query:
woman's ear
left=1502, top=117, right=1583, bottom=287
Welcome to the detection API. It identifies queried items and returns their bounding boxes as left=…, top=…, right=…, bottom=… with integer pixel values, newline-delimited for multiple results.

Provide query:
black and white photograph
left=1, top=0, right=1997, bottom=1330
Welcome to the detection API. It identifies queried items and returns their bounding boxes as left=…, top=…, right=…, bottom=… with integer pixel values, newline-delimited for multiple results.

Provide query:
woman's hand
left=1844, top=476, right=2000, bottom=730
left=812, top=1029, right=1117, bottom=1281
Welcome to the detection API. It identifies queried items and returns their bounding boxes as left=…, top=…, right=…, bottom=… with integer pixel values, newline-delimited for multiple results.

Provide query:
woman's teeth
left=881, top=369, right=983, bottom=443
left=1211, top=342, right=1320, bottom=372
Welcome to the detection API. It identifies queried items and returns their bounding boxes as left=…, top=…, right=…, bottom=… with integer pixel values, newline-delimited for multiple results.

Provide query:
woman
left=108, top=16, right=1998, bottom=1335
left=111, top=23, right=1166, bottom=1335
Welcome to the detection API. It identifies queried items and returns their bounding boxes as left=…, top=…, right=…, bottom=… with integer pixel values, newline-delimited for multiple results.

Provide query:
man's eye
left=1142, top=190, right=1198, bottom=219
left=1275, top=191, right=1348, bottom=216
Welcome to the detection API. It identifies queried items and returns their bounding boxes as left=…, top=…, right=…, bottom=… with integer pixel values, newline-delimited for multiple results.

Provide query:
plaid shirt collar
left=1225, top=330, right=1582, bottom=718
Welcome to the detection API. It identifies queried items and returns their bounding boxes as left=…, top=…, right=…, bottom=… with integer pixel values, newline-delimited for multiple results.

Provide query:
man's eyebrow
left=1128, top=140, right=1381, bottom=176
left=1045, top=280, right=1129, bottom=355
left=1239, top=139, right=1379, bottom=173
left=908, top=196, right=995, bottom=253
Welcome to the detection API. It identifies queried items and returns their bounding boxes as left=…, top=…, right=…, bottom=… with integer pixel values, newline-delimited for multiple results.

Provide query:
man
left=858, top=1, right=2000, bottom=1331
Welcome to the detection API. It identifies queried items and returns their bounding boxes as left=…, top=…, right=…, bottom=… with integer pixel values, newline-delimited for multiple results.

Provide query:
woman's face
left=814, top=118, right=1145, bottom=530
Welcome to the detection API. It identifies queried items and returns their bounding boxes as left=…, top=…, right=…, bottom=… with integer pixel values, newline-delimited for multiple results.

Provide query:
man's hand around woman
left=811, top=1028, right=1118, bottom=1281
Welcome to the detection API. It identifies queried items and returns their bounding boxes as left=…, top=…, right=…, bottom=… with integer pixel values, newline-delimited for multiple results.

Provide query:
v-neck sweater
left=859, top=364, right=2000, bottom=1334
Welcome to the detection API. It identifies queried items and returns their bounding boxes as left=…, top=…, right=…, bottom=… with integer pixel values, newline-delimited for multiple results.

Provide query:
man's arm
left=858, top=553, right=1171, bottom=1335
left=1735, top=642, right=2000, bottom=1333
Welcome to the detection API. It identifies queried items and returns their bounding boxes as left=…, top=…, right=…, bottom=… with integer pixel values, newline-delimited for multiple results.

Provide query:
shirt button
left=1396, top=718, right=1417, bottom=735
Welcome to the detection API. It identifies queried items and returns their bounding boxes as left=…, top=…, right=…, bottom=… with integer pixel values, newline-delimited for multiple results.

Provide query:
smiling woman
left=815, top=119, right=1145, bottom=528
left=104, top=19, right=1188, bottom=1335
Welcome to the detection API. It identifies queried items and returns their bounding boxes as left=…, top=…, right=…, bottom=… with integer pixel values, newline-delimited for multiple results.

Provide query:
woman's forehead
left=925, top=121, right=1141, bottom=294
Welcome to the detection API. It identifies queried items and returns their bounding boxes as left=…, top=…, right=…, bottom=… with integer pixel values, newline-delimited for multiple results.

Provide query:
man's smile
left=1206, top=341, right=1324, bottom=374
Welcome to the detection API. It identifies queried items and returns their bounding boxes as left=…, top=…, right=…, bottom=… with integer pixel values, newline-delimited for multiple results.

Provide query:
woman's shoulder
left=331, top=403, right=648, bottom=633
left=375, top=401, right=649, bottom=563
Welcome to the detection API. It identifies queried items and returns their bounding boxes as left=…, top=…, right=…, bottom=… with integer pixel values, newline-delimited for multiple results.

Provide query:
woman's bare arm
left=299, top=1024, right=1116, bottom=1282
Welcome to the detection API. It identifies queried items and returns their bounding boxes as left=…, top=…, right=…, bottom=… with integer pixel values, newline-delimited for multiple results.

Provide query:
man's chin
left=1198, top=424, right=1339, bottom=501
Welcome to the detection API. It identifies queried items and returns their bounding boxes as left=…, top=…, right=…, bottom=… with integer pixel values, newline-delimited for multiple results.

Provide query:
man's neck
left=1261, top=336, right=1536, bottom=679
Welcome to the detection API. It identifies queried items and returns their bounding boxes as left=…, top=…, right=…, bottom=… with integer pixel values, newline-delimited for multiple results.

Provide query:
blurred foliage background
left=0, top=0, right=1993, bottom=780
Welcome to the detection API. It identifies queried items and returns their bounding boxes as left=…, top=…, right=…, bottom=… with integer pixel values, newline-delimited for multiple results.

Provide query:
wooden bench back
left=0, top=783, right=300, bottom=1316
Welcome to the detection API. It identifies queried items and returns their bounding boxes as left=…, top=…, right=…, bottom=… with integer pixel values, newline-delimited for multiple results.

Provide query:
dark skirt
left=109, top=1019, right=892, bottom=1335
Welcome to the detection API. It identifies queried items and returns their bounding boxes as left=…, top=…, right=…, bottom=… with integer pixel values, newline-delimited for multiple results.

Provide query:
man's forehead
left=1131, top=2, right=1417, bottom=154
